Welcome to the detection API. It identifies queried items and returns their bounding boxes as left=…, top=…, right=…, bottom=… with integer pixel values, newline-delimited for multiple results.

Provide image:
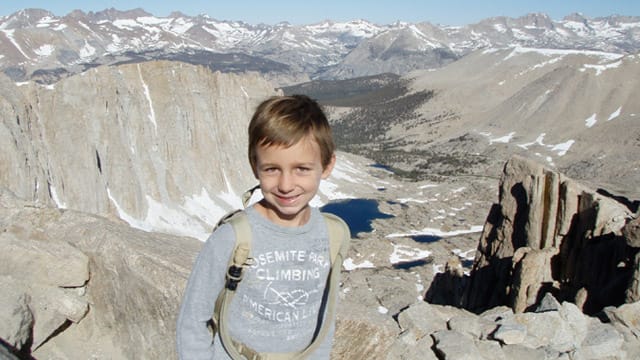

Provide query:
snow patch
left=49, top=185, right=67, bottom=209
left=585, top=113, right=597, bottom=128
left=79, top=41, right=96, bottom=58
left=137, top=64, right=158, bottom=132
left=34, top=44, right=55, bottom=57
left=581, top=60, right=623, bottom=76
left=387, top=226, right=484, bottom=239
left=343, top=258, right=375, bottom=271
left=1, top=29, right=31, bottom=59
left=518, top=133, right=547, bottom=149
left=608, top=107, right=622, bottom=121
left=518, top=133, right=574, bottom=156
left=505, top=46, right=622, bottom=62
left=550, top=140, right=574, bottom=156
left=389, top=244, right=431, bottom=265
left=182, top=188, right=228, bottom=228
left=107, top=188, right=212, bottom=241
left=218, top=172, right=246, bottom=209
left=484, top=132, right=516, bottom=145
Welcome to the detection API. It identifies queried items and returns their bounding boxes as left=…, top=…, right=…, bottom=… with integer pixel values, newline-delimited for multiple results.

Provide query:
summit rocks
left=0, top=188, right=202, bottom=358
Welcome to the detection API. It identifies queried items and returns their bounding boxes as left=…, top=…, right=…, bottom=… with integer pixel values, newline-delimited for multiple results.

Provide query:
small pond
left=411, top=234, right=442, bottom=243
left=321, top=198, right=394, bottom=235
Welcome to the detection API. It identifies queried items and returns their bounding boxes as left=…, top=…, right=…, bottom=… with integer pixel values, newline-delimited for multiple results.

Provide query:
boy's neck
left=254, top=200, right=311, bottom=227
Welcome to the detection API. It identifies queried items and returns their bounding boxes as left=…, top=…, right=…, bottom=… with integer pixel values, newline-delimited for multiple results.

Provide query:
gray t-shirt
left=177, top=205, right=336, bottom=359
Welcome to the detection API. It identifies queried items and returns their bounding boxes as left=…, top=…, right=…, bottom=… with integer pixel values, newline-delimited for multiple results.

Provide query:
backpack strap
left=212, top=208, right=351, bottom=360
left=323, top=212, right=351, bottom=263
left=208, top=211, right=252, bottom=341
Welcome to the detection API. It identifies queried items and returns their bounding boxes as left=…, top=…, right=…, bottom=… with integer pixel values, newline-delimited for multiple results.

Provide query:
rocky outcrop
left=461, top=155, right=636, bottom=315
left=0, top=188, right=201, bottom=359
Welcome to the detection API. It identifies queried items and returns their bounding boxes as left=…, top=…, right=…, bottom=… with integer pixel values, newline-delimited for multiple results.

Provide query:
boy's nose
left=277, top=172, right=295, bottom=193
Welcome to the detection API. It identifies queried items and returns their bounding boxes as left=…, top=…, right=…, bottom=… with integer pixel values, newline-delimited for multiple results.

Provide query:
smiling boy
left=177, top=95, right=349, bottom=359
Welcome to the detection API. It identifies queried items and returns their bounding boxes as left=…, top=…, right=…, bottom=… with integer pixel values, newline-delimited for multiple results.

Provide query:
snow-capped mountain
left=0, top=8, right=639, bottom=85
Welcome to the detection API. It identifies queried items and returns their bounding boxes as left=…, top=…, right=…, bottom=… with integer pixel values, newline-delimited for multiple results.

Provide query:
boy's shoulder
left=217, top=207, right=350, bottom=252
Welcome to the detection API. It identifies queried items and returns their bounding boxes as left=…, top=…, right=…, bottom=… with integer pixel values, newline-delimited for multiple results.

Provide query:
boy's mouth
left=275, top=193, right=301, bottom=205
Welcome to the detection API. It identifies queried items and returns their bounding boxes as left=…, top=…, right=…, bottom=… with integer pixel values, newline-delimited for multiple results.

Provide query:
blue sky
left=1, top=1, right=638, bottom=26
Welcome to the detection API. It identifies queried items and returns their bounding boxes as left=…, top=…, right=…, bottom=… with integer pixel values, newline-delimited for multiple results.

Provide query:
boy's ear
left=321, top=154, right=336, bottom=179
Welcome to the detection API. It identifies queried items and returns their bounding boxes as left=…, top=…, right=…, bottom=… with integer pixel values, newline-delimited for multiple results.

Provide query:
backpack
left=207, top=186, right=351, bottom=360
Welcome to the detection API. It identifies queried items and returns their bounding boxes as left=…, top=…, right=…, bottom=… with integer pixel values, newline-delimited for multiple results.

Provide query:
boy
left=177, top=95, right=349, bottom=359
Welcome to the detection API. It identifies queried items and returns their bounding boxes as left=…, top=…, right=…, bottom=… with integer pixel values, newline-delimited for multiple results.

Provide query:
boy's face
left=254, top=135, right=335, bottom=227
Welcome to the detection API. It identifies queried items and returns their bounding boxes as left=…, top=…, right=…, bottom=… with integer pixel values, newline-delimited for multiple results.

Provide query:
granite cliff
left=1, top=60, right=277, bottom=240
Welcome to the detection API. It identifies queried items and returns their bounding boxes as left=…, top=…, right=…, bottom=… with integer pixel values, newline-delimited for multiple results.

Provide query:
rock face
left=0, top=61, right=278, bottom=240
left=462, top=155, right=636, bottom=315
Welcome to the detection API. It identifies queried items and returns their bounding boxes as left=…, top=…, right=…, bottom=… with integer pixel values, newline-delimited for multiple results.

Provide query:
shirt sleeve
left=176, top=224, right=236, bottom=360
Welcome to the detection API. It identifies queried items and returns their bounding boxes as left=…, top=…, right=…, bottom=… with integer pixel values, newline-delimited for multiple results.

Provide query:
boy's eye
left=297, top=167, right=311, bottom=172
left=260, top=167, right=278, bottom=174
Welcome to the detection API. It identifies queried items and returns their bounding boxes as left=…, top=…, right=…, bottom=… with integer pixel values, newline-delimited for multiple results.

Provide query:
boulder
left=0, top=232, right=89, bottom=288
left=0, top=276, right=33, bottom=354
left=0, top=218, right=90, bottom=353
left=333, top=300, right=399, bottom=359
left=623, top=216, right=640, bottom=248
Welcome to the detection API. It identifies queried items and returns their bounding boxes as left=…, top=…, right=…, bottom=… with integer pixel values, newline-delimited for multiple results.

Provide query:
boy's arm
left=176, top=224, right=236, bottom=360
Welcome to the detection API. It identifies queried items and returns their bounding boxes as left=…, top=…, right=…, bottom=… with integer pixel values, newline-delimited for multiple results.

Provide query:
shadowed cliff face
left=0, top=61, right=279, bottom=240
left=423, top=155, right=638, bottom=316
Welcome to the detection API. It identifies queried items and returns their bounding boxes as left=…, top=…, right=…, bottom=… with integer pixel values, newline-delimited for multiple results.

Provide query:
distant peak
left=168, top=11, right=188, bottom=19
left=88, top=7, right=152, bottom=21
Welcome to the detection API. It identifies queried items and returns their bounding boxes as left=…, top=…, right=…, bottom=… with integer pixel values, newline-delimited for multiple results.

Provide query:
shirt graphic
left=237, top=248, right=330, bottom=341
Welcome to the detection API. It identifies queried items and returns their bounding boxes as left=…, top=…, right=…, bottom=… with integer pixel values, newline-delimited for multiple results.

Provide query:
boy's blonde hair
left=248, top=95, right=335, bottom=172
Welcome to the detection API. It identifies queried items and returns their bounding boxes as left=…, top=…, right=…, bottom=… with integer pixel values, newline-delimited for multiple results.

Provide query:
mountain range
left=1, top=8, right=639, bottom=86
left=0, top=7, right=638, bottom=237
